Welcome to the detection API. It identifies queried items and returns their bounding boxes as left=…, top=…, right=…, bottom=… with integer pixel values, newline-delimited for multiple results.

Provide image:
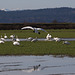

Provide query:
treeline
left=0, top=23, right=75, bottom=30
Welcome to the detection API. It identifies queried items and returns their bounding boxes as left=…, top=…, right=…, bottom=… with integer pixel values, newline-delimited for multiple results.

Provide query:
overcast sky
left=0, top=0, right=75, bottom=10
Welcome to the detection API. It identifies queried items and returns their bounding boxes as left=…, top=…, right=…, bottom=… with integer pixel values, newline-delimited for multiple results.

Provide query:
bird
left=27, top=37, right=33, bottom=41
left=31, top=37, right=38, bottom=42
left=53, top=37, right=61, bottom=42
left=4, top=33, right=7, bottom=39
left=63, top=41, right=70, bottom=45
left=33, top=64, right=40, bottom=70
left=0, top=39, right=4, bottom=44
left=22, top=64, right=40, bottom=73
left=16, top=36, right=20, bottom=42
left=13, top=41, right=20, bottom=45
left=1, top=35, right=6, bottom=41
left=46, top=34, right=52, bottom=41
left=21, top=26, right=48, bottom=34
left=10, top=34, right=15, bottom=39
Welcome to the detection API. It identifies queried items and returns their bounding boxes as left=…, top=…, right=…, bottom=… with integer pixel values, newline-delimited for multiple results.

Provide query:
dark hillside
left=0, top=7, right=75, bottom=23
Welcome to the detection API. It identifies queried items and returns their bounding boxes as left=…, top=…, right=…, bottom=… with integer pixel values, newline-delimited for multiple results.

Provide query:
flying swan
left=21, top=26, right=48, bottom=34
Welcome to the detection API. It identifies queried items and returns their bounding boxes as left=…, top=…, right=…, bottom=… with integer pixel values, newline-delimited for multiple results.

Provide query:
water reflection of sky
left=0, top=55, right=75, bottom=75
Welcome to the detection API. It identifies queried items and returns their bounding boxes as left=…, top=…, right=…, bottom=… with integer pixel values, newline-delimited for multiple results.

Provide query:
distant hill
left=0, top=7, right=75, bottom=23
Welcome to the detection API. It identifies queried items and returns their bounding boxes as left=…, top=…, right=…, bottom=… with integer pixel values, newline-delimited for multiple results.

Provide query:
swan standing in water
left=21, top=26, right=48, bottom=34
left=22, top=64, right=40, bottom=73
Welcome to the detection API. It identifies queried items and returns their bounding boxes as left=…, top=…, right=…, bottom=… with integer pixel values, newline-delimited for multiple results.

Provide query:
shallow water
left=0, top=55, right=75, bottom=75
left=6, top=38, right=75, bottom=41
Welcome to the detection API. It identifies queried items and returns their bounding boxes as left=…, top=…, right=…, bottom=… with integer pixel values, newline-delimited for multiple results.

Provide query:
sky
left=0, top=0, right=75, bottom=10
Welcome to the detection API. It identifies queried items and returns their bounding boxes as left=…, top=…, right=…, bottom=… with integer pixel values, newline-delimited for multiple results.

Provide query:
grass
left=0, top=41, right=75, bottom=57
left=0, top=29, right=75, bottom=56
left=0, top=29, right=75, bottom=38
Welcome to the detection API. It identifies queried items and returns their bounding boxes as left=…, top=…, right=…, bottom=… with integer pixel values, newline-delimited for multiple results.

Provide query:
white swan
left=21, top=26, right=47, bottom=34
left=13, top=41, right=20, bottom=45
left=4, top=33, right=7, bottom=39
left=63, top=41, right=70, bottom=45
left=46, top=34, right=52, bottom=40
left=10, top=34, right=15, bottom=38
left=16, top=36, right=20, bottom=42
left=31, top=37, right=38, bottom=42
left=0, top=40, right=4, bottom=44
left=27, top=37, right=33, bottom=41
left=53, top=37, right=61, bottom=42
left=22, top=64, right=40, bottom=73
left=1, top=35, right=5, bottom=41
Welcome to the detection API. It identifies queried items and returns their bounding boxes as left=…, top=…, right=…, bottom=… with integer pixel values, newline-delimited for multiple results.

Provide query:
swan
left=46, top=34, right=52, bottom=40
left=21, top=26, right=48, bottom=34
left=53, top=37, right=61, bottom=42
left=27, top=37, right=33, bottom=41
left=1, top=35, right=5, bottom=41
left=10, top=34, right=15, bottom=38
left=0, top=40, right=4, bottom=44
left=16, top=36, right=20, bottom=42
left=4, top=33, right=7, bottom=39
left=22, top=64, right=40, bottom=73
left=31, top=37, right=38, bottom=42
left=63, top=41, right=70, bottom=45
left=13, top=41, right=20, bottom=45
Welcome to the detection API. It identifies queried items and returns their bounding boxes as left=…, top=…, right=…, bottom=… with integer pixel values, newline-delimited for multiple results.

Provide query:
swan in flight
left=21, top=26, right=48, bottom=34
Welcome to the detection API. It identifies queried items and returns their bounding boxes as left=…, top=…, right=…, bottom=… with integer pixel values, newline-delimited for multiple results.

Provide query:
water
left=0, top=55, right=75, bottom=75
left=6, top=38, right=75, bottom=41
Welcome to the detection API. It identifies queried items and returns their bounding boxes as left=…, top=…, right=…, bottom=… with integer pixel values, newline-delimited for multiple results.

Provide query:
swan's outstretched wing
left=21, top=26, right=34, bottom=30
left=36, top=28, right=48, bottom=33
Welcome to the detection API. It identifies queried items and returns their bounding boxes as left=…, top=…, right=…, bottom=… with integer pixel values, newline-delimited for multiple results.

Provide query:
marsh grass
left=0, top=29, right=75, bottom=38
left=0, top=41, right=75, bottom=56
left=0, top=29, right=75, bottom=56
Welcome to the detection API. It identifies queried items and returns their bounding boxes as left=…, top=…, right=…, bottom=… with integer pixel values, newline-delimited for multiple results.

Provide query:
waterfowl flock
left=0, top=26, right=71, bottom=45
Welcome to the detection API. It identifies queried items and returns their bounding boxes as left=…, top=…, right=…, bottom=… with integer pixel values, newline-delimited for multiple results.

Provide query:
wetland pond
left=0, top=55, right=75, bottom=75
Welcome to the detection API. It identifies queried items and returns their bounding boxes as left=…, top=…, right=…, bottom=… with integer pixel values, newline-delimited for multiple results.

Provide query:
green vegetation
left=0, top=29, right=75, bottom=38
left=0, top=41, right=75, bottom=57
left=0, top=29, right=75, bottom=56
